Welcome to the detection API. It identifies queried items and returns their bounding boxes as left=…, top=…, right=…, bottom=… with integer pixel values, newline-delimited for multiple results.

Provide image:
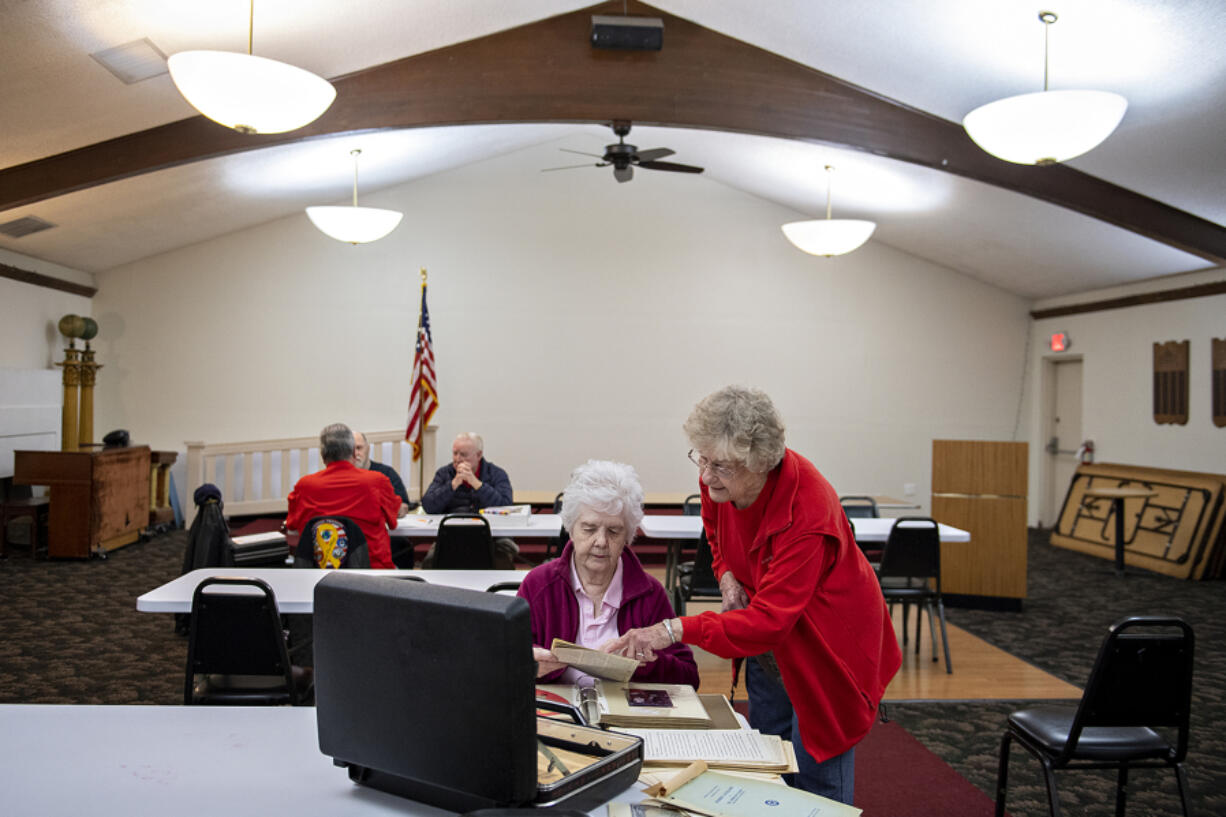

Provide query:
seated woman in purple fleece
left=517, top=460, right=699, bottom=686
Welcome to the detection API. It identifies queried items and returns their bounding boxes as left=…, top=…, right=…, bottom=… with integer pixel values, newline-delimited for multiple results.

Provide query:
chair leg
left=1115, top=763, right=1128, bottom=817
left=995, top=731, right=1012, bottom=817
left=1173, top=762, right=1191, bottom=817
left=900, top=602, right=910, bottom=646
left=936, top=597, right=952, bottom=674
left=925, top=599, right=939, bottom=662
left=914, top=599, right=923, bottom=656
left=1039, top=756, right=1063, bottom=817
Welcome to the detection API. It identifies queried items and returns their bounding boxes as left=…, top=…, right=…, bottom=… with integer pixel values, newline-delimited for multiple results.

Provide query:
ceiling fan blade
left=614, top=166, right=633, bottom=183
left=635, top=148, right=675, bottom=162
left=541, top=162, right=602, bottom=172
left=638, top=160, right=704, bottom=174
left=559, top=148, right=605, bottom=159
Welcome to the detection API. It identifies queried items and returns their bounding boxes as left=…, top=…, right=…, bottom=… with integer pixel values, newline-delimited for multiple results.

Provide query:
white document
left=550, top=639, right=639, bottom=682
left=617, top=729, right=786, bottom=765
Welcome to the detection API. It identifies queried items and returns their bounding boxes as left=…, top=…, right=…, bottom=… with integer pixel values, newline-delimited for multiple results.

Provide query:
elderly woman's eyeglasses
left=688, top=449, right=737, bottom=480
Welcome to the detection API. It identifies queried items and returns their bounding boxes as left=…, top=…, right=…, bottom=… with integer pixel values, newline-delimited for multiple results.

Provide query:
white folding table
left=638, top=514, right=971, bottom=592
left=137, top=567, right=526, bottom=614
left=0, top=704, right=640, bottom=817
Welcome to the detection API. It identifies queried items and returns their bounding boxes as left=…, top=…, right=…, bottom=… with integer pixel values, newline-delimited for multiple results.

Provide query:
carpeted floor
left=0, top=527, right=1222, bottom=816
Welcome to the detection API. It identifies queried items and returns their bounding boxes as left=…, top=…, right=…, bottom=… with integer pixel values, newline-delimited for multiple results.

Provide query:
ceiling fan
left=544, top=120, right=704, bottom=183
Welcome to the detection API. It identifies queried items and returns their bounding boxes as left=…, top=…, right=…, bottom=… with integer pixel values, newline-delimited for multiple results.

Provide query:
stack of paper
left=616, top=728, right=797, bottom=774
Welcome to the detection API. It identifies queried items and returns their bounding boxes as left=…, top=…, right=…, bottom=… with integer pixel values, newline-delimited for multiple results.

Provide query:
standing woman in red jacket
left=607, top=385, right=901, bottom=805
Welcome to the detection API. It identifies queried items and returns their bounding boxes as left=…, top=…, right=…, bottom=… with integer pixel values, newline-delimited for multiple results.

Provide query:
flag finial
left=420, top=267, right=427, bottom=285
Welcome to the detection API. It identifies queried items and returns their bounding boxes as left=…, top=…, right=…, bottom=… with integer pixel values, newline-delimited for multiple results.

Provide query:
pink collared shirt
left=560, top=556, right=625, bottom=685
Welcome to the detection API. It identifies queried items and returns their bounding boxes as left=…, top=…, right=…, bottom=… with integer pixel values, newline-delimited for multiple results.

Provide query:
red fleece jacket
left=680, top=449, right=901, bottom=761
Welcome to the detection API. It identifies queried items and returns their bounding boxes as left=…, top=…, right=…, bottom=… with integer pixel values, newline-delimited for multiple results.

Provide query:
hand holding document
left=551, top=638, right=639, bottom=682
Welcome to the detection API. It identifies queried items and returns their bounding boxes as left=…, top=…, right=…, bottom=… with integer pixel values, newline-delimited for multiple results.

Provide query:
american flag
left=405, top=280, right=437, bottom=461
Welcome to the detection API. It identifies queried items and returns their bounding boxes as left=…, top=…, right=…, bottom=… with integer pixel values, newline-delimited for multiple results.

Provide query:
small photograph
left=625, top=687, right=673, bottom=708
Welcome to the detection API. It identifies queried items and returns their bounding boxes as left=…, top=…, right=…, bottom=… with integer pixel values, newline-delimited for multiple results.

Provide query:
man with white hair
left=421, top=432, right=513, bottom=514
left=353, top=430, right=410, bottom=516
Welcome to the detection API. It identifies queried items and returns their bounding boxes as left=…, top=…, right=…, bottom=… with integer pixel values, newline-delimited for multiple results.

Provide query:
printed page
left=661, top=768, right=862, bottom=817
left=617, top=729, right=785, bottom=765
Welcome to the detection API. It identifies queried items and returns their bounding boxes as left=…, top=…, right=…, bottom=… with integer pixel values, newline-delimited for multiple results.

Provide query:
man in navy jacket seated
left=421, top=432, right=513, bottom=513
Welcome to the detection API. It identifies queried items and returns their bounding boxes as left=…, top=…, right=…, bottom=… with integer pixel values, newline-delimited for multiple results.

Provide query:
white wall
left=0, top=250, right=94, bottom=479
left=1022, top=267, right=1226, bottom=525
left=91, top=140, right=1032, bottom=508
left=0, top=248, right=95, bottom=370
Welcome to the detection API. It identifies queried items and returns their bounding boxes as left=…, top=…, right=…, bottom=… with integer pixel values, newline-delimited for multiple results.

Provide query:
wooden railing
left=183, top=427, right=436, bottom=525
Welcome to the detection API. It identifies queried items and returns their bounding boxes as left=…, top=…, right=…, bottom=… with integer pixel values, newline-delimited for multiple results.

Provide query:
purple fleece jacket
left=517, top=541, right=700, bottom=686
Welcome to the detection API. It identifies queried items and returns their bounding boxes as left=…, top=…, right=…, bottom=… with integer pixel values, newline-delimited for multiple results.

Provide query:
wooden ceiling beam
left=3, top=1, right=1224, bottom=264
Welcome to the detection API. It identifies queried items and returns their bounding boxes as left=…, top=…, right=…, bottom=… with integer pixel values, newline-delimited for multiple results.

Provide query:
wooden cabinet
left=14, top=447, right=151, bottom=558
left=932, top=440, right=1028, bottom=607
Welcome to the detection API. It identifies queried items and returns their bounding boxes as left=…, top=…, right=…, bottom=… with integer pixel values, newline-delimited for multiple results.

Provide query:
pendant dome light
left=781, top=165, right=876, bottom=257
left=168, top=0, right=336, bottom=134
left=306, top=150, right=404, bottom=244
left=963, top=11, right=1127, bottom=166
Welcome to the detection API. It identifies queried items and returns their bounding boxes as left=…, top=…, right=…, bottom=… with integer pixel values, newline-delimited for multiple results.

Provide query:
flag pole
left=417, top=267, right=427, bottom=505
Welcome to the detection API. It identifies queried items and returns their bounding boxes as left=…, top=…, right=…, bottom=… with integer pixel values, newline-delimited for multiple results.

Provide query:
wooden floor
left=679, top=598, right=1081, bottom=702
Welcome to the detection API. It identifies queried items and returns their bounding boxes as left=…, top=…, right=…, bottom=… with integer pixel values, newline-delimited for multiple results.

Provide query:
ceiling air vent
left=90, top=38, right=169, bottom=85
left=0, top=216, right=57, bottom=238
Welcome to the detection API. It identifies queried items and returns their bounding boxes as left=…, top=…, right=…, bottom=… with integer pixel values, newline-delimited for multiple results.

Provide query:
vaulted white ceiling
left=3, top=0, right=1224, bottom=299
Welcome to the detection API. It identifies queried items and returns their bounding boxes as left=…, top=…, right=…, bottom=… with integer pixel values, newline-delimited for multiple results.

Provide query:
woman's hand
left=602, top=622, right=674, bottom=665
left=719, top=572, right=749, bottom=612
left=533, top=646, right=566, bottom=678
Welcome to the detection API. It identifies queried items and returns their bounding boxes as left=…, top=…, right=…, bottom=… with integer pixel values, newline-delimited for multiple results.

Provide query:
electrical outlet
left=903, top=482, right=916, bottom=496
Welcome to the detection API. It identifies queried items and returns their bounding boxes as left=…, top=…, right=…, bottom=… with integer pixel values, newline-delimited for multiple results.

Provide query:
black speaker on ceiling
left=590, top=15, right=663, bottom=51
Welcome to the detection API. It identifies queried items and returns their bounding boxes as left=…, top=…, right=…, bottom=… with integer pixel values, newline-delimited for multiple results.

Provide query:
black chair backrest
left=434, top=513, right=494, bottom=569
left=552, top=492, right=564, bottom=514
left=688, top=530, right=721, bottom=595
left=877, top=517, right=941, bottom=581
left=294, top=516, right=370, bottom=569
left=682, top=494, right=701, bottom=516
left=1066, top=616, right=1194, bottom=762
left=184, top=576, right=294, bottom=702
left=840, top=495, right=879, bottom=519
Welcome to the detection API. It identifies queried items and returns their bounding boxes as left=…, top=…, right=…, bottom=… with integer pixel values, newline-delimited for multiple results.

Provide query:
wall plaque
left=1153, top=340, right=1189, bottom=425
left=1213, top=337, right=1226, bottom=428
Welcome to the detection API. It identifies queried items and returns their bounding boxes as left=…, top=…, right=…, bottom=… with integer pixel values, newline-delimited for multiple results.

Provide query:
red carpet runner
left=856, top=719, right=1001, bottom=816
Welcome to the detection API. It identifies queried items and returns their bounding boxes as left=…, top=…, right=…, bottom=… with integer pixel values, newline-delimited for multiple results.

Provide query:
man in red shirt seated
left=286, top=423, right=401, bottom=568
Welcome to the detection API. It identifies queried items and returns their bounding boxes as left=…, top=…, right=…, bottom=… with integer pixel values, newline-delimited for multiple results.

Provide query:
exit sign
left=1050, top=332, right=1071, bottom=352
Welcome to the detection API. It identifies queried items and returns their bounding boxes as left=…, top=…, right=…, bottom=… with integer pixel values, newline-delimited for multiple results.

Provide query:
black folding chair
left=682, top=493, right=701, bottom=516
left=839, top=495, right=879, bottom=519
left=840, top=495, right=881, bottom=560
left=431, top=512, right=495, bottom=569
left=674, top=530, right=721, bottom=616
left=294, top=516, right=370, bottom=569
left=877, top=517, right=951, bottom=673
left=995, top=615, right=1194, bottom=817
left=184, top=576, right=306, bottom=705
left=543, top=491, right=568, bottom=562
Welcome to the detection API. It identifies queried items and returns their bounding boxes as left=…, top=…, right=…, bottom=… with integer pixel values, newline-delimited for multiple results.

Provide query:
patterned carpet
left=0, top=527, right=1221, bottom=816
